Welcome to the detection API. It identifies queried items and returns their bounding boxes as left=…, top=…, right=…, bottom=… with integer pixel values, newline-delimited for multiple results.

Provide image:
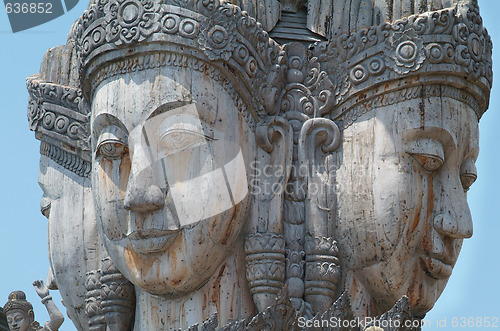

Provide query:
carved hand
left=33, top=279, right=50, bottom=298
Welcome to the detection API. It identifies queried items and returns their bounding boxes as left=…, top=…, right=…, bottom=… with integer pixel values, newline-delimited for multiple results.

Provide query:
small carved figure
left=3, top=281, right=64, bottom=331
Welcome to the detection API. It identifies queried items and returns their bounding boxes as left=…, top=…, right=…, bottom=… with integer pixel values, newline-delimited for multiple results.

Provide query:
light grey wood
left=22, top=0, right=492, bottom=329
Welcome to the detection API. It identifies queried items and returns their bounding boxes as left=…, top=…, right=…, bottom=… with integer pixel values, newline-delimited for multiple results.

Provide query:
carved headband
left=28, top=0, right=492, bottom=178
left=72, top=0, right=281, bottom=119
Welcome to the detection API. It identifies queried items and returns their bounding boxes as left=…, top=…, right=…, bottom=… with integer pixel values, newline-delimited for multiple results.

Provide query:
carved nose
left=433, top=213, right=472, bottom=239
left=124, top=184, right=165, bottom=212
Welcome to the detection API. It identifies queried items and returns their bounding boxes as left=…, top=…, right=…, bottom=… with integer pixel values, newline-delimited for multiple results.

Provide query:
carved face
left=91, top=66, right=254, bottom=297
left=335, top=93, right=478, bottom=316
left=6, top=310, right=32, bottom=331
left=37, top=154, right=94, bottom=330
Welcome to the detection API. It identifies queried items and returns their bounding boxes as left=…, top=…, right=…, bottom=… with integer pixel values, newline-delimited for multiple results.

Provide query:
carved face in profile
left=6, top=309, right=32, bottom=331
left=38, top=154, right=93, bottom=330
left=91, top=66, right=254, bottom=297
left=335, top=91, right=478, bottom=316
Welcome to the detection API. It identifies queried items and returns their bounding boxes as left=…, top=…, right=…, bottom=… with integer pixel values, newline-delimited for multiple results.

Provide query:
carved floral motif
left=384, top=29, right=426, bottom=75
left=304, top=236, right=340, bottom=313
left=245, top=232, right=286, bottom=311
left=74, top=0, right=280, bottom=117
left=311, top=0, right=492, bottom=120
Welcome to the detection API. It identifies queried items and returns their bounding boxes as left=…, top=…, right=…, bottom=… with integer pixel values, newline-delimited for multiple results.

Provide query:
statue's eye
left=40, top=195, right=51, bottom=218
left=412, top=153, right=444, bottom=172
left=97, top=140, right=129, bottom=159
left=460, top=159, right=477, bottom=191
left=95, top=125, right=129, bottom=159
left=406, top=139, right=444, bottom=173
left=460, top=173, right=477, bottom=191
left=159, top=129, right=211, bottom=153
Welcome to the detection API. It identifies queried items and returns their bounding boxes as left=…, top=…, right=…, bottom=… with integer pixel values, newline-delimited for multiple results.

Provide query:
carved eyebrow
left=92, top=113, right=129, bottom=143
left=402, top=126, right=457, bottom=153
left=463, top=146, right=480, bottom=163
left=147, top=101, right=216, bottom=124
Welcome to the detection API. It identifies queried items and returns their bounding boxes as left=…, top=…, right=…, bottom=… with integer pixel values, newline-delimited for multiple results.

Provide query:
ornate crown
left=28, top=0, right=492, bottom=177
left=309, top=0, right=492, bottom=127
left=72, top=0, right=282, bottom=120
left=27, top=43, right=91, bottom=178
left=43, top=0, right=493, bottom=130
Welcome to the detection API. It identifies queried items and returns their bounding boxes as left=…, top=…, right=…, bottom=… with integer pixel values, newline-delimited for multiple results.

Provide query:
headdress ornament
left=309, top=0, right=492, bottom=127
left=26, top=43, right=91, bottom=178
left=3, top=291, right=33, bottom=315
left=72, top=0, right=282, bottom=119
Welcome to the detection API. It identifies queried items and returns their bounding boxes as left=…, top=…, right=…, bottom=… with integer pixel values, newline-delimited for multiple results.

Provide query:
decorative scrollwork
left=311, top=0, right=492, bottom=120
left=73, top=0, right=281, bottom=118
left=40, top=142, right=91, bottom=178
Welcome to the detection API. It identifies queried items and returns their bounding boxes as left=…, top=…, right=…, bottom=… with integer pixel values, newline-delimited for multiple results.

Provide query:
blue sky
left=0, top=1, right=499, bottom=330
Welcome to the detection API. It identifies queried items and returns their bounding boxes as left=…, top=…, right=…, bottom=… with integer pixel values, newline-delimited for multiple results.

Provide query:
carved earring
left=298, top=118, right=341, bottom=313
left=30, top=320, right=41, bottom=330
left=245, top=116, right=293, bottom=312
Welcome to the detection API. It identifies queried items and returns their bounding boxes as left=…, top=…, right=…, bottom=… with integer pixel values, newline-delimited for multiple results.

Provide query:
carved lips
left=419, top=253, right=453, bottom=280
left=127, top=229, right=180, bottom=255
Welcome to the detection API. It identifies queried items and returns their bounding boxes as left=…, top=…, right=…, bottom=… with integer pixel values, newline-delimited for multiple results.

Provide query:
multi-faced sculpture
left=25, top=0, right=491, bottom=330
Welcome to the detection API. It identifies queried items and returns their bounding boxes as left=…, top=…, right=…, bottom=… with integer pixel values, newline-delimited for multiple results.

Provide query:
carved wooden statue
left=25, top=0, right=491, bottom=330
left=3, top=281, right=64, bottom=331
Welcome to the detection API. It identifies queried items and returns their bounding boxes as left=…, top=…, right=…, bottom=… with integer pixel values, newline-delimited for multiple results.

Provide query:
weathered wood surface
left=23, top=0, right=491, bottom=330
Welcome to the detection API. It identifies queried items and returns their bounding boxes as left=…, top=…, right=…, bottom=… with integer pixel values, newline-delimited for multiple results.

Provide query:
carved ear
left=298, top=117, right=340, bottom=235
left=250, top=116, right=294, bottom=233
left=245, top=116, right=292, bottom=312
left=298, top=118, right=341, bottom=313
left=28, top=309, right=35, bottom=322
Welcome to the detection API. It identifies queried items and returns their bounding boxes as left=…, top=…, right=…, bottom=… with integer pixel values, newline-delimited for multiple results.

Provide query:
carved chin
left=102, top=224, right=227, bottom=298
left=408, top=278, right=449, bottom=317
left=402, top=263, right=450, bottom=317
left=358, top=254, right=450, bottom=317
left=121, top=239, right=208, bottom=297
